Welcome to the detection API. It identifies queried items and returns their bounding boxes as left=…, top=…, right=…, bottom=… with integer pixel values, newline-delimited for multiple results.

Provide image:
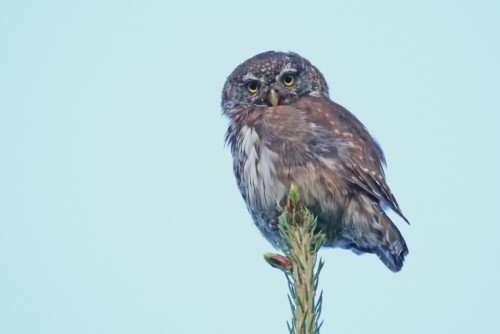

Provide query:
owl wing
left=295, top=96, right=409, bottom=223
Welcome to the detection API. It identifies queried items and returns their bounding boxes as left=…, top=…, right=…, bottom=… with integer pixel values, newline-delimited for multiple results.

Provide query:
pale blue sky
left=1, top=1, right=499, bottom=333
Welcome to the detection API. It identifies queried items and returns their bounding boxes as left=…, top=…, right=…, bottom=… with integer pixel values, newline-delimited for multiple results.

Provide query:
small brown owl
left=222, top=51, right=408, bottom=272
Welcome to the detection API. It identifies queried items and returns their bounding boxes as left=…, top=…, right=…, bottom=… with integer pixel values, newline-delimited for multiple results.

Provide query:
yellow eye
left=247, top=81, right=259, bottom=93
left=282, top=74, right=295, bottom=86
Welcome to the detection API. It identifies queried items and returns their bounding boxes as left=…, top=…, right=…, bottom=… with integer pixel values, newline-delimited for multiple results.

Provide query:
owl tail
left=374, top=212, right=409, bottom=272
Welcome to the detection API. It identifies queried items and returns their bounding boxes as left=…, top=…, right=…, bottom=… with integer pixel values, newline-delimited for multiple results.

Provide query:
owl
left=222, top=51, right=409, bottom=272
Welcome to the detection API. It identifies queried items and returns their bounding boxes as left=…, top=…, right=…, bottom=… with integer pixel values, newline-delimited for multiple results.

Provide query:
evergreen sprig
left=264, top=185, right=326, bottom=334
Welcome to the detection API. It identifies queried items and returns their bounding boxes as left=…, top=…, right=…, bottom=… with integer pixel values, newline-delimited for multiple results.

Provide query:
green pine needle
left=264, top=186, right=326, bottom=334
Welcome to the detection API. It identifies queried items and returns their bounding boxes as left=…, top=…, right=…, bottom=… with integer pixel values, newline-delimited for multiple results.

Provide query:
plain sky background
left=1, top=1, right=499, bottom=333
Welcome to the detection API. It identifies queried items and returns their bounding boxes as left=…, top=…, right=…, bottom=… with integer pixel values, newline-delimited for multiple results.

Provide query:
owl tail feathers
left=374, top=214, right=409, bottom=272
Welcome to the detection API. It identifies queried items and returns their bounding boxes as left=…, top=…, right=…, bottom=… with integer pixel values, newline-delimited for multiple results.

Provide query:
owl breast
left=237, top=125, right=288, bottom=220
left=230, top=105, right=349, bottom=246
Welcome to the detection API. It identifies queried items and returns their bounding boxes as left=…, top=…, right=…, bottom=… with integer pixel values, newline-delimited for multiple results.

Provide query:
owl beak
left=269, top=89, right=279, bottom=107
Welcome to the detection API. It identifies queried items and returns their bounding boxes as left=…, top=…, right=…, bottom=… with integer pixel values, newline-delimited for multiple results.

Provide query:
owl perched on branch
left=222, top=51, right=409, bottom=272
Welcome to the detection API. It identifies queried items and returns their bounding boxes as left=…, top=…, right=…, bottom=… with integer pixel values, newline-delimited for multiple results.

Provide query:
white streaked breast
left=239, top=125, right=286, bottom=212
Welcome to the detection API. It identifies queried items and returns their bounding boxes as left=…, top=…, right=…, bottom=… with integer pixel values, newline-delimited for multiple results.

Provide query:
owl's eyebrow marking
left=242, top=73, right=260, bottom=82
left=279, top=64, right=298, bottom=75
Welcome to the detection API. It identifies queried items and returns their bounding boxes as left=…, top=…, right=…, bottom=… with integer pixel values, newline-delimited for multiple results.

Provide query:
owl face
left=222, top=51, right=329, bottom=117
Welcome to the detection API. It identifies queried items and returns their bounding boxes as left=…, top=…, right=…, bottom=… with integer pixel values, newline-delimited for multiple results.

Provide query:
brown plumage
left=222, top=51, right=409, bottom=272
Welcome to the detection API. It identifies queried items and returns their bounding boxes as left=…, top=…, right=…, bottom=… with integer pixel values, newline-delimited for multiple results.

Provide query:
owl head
left=222, top=51, right=329, bottom=118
